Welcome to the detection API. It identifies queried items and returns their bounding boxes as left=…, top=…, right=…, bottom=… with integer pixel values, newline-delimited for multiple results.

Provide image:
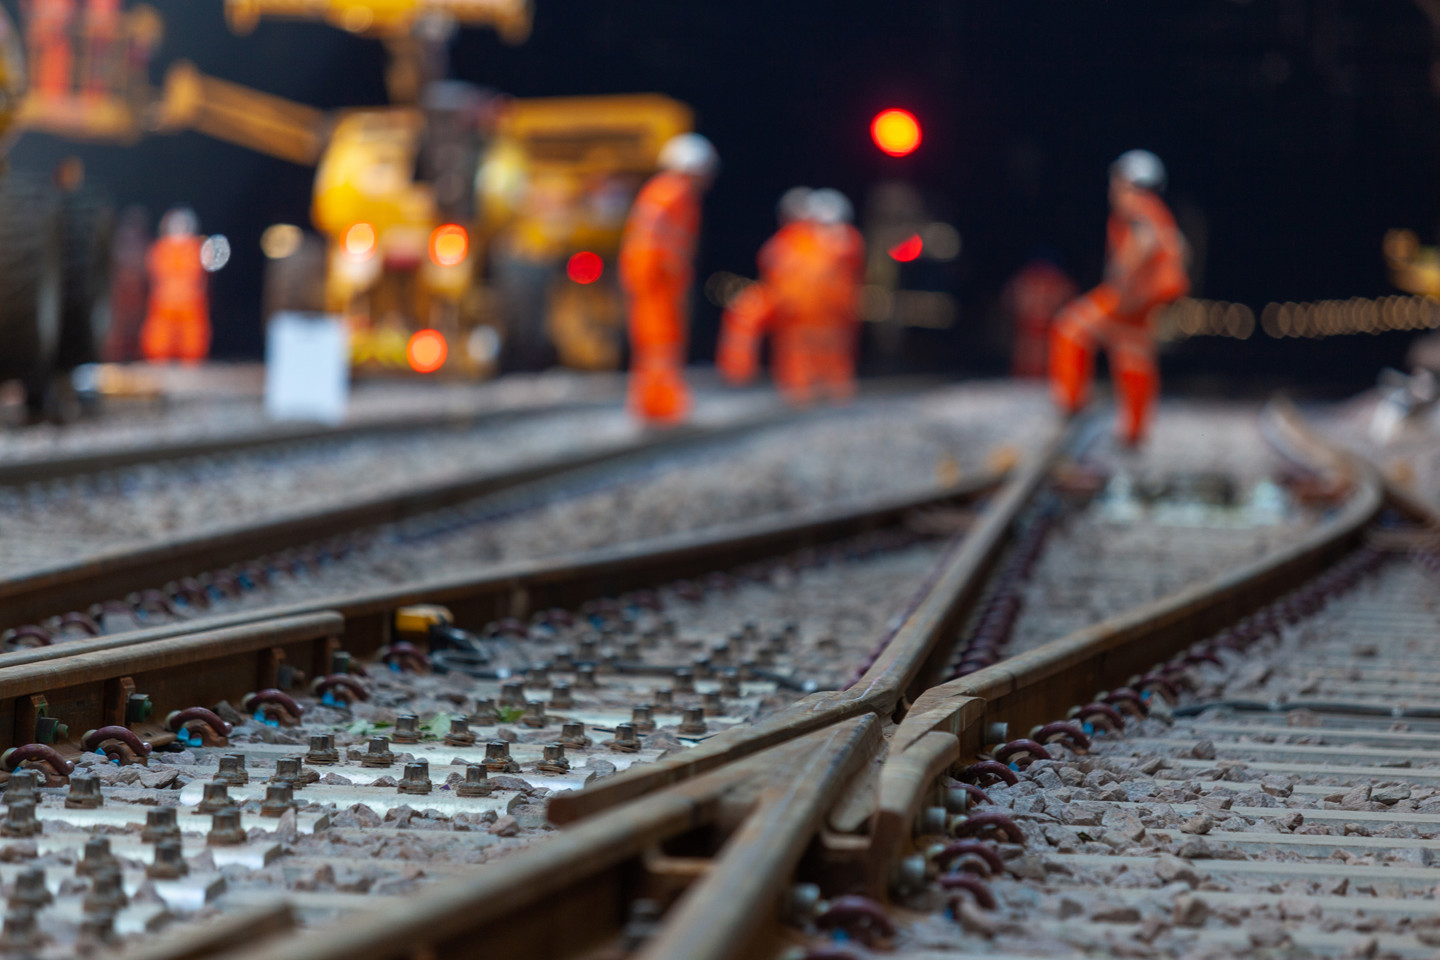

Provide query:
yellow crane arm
left=225, top=0, right=532, bottom=44
left=150, top=61, right=329, bottom=167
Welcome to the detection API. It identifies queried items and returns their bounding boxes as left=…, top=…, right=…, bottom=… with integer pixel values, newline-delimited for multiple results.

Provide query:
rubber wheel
left=0, top=176, right=64, bottom=416
left=55, top=188, right=117, bottom=371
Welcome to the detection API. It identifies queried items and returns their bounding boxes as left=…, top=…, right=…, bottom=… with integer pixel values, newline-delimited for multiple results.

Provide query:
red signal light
left=888, top=234, right=923, bottom=262
left=871, top=109, right=921, bottom=157
left=407, top=329, right=448, bottom=373
left=567, top=251, right=603, bottom=284
left=430, top=224, right=469, bottom=267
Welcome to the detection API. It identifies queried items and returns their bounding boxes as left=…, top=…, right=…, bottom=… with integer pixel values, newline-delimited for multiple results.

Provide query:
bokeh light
left=430, top=224, right=469, bottom=267
left=871, top=108, right=922, bottom=157
left=888, top=234, right=923, bottom=262
left=567, top=251, right=604, bottom=284
left=344, top=222, right=377, bottom=260
left=407, top=329, right=448, bottom=373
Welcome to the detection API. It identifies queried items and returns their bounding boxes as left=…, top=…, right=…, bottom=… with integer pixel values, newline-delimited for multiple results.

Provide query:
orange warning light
left=344, top=222, right=377, bottom=259
left=871, top=109, right=922, bottom=157
left=430, top=224, right=469, bottom=267
left=567, top=251, right=603, bottom=284
left=407, top=329, right=448, bottom=373
left=889, top=234, right=923, bottom=262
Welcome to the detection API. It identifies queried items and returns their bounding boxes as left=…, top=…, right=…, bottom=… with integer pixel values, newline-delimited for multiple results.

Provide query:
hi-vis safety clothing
left=718, top=219, right=864, bottom=405
left=141, top=233, right=210, bottom=363
left=1050, top=187, right=1188, bottom=446
left=620, top=170, right=701, bottom=424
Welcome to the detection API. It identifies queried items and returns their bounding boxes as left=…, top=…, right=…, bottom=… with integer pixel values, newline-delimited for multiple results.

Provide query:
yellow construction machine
left=148, top=0, right=691, bottom=375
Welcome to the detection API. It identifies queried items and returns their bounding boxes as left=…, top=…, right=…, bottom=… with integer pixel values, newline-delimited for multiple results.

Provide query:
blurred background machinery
left=147, top=0, right=691, bottom=378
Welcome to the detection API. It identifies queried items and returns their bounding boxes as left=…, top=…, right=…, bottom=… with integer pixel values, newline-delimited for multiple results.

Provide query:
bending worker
left=1050, top=150, right=1189, bottom=446
left=718, top=188, right=865, bottom=405
left=619, top=133, right=719, bottom=425
left=141, top=207, right=212, bottom=364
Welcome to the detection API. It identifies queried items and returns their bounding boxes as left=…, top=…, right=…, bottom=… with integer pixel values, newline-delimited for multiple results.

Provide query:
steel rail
left=0, top=399, right=617, bottom=488
left=0, top=407, right=809, bottom=629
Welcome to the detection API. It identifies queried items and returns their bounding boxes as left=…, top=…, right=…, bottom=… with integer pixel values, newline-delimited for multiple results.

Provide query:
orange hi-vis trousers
left=140, top=303, right=210, bottom=364
left=625, top=272, right=690, bottom=425
left=773, top=324, right=855, bottom=405
left=1049, top=284, right=1158, bottom=447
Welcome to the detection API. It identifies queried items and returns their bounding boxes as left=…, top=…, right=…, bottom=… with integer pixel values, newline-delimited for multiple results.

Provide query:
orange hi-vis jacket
left=141, top=233, right=209, bottom=362
left=620, top=171, right=701, bottom=350
left=719, top=220, right=864, bottom=393
left=27, top=0, right=76, bottom=98
left=1104, top=188, right=1189, bottom=322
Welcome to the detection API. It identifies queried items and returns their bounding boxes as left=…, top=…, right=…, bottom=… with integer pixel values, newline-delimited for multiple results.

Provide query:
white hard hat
left=160, top=206, right=199, bottom=236
left=1110, top=149, right=1167, bottom=193
left=658, top=133, right=719, bottom=178
left=807, top=188, right=854, bottom=226
left=777, top=187, right=812, bottom=224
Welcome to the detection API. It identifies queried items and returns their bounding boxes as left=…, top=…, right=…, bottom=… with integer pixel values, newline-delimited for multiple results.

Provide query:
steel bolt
left=720, top=672, right=742, bottom=698
left=456, top=763, right=492, bottom=798
left=471, top=697, right=497, bottom=723
left=398, top=761, right=432, bottom=795
left=529, top=663, right=551, bottom=688
left=143, top=806, right=181, bottom=842
left=553, top=648, right=575, bottom=671
left=9, top=869, right=51, bottom=910
left=1, top=802, right=40, bottom=839
left=599, top=650, right=619, bottom=674
left=65, top=774, right=103, bottom=810
left=709, top=642, right=730, bottom=665
left=215, top=753, right=249, bottom=785
left=673, top=668, right=695, bottom=694
left=550, top=682, right=575, bottom=710
left=147, top=838, right=188, bottom=879
left=207, top=807, right=246, bottom=846
left=269, top=757, right=300, bottom=787
left=194, top=781, right=232, bottom=815
left=785, top=883, right=822, bottom=925
left=77, top=837, right=116, bottom=877
left=4, top=772, right=38, bottom=804
left=692, top=656, right=712, bottom=679
left=537, top=743, right=570, bottom=774
left=500, top=680, right=526, bottom=708
left=622, top=640, right=641, bottom=660
left=444, top=718, right=476, bottom=747
left=738, top=660, right=758, bottom=681
left=361, top=737, right=394, bottom=768
left=392, top=715, right=421, bottom=744
left=0, top=907, right=38, bottom=949
left=653, top=687, right=674, bottom=710
left=577, top=664, right=598, bottom=689
left=522, top=700, right=549, bottom=729
left=608, top=723, right=641, bottom=753
left=260, top=783, right=298, bottom=817
left=83, top=867, right=127, bottom=913
left=306, top=734, right=339, bottom=765
left=578, top=637, right=599, bottom=660
left=677, top=708, right=707, bottom=736
left=559, top=721, right=591, bottom=749
left=914, top=806, right=948, bottom=838
left=702, top=691, right=723, bottom=717
left=483, top=741, right=519, bottom=773
left=631, top=704, right=657, bottom=734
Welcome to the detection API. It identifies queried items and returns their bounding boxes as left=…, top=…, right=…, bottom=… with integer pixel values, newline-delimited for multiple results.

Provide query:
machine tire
left=0, top=175, right=64, bottom=416
left=56, top=188, right=117, bottom=371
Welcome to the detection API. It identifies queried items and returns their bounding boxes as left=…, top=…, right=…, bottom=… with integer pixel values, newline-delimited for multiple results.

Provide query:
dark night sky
left=9, top=0, right=1439, bottom=392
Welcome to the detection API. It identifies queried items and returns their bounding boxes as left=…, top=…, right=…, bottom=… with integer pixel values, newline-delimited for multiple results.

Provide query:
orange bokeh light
left=407, top=329, right=448, bottom=374
left=567, top=250, right=603, bottom=284
left=344, top=222, right=377, bottom=259
left=871, top=108, right=922, bottom=157
left=430, top=224, right=469, bottom=267
left=888, top=234, right=923, bottom=262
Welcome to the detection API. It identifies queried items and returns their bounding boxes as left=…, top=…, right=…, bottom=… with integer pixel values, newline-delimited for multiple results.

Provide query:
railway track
left=0, top=393, right=1412, bottom=960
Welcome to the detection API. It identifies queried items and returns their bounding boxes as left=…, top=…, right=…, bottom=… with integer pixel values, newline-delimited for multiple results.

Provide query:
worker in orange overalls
left=718, top=188, right=865, bottom=405
left=1004, top=256, right=1076, bottom=379
left=25, top=0, right=76, bottom=99
left=141, top=207, right=212, bottom=364
left=619, top=133, right=718, bottom=425
left=79, top=0, right=121, bottom=98
left=1050, top=150, right=1189, bottom=446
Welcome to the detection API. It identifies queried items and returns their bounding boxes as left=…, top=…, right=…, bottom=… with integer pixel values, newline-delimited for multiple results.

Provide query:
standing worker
left=619, top=133, right=718, bottom=425
left=141, top=207, right=216, bottom=364
left=719, top=188, right=864, bottom=405
left=24, top=0, right=77, bottom=99
left=1049, top=150, right=1188, bottom=446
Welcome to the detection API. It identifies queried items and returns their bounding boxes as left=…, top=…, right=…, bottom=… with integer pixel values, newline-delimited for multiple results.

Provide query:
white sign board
left=264, top=313, right=350, bottom=425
